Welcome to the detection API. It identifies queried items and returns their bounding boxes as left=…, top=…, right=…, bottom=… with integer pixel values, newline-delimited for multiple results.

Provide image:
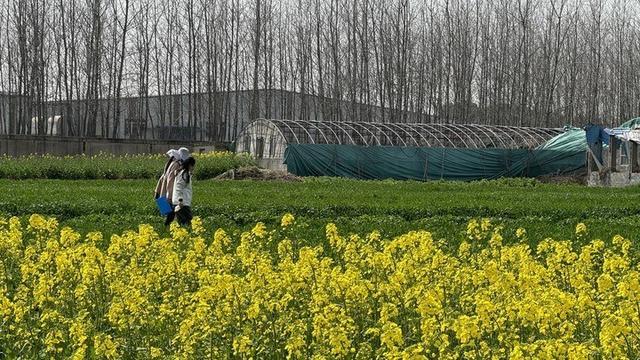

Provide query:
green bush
left=0, top=152, right=255, bottom=180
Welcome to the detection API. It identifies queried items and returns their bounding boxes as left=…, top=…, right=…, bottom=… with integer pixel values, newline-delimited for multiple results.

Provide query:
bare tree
left=5, top=0, right=640, bottom=142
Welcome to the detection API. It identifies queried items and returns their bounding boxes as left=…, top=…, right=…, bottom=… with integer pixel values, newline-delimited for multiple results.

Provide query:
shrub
left=0, top=152, right=256, bottom=180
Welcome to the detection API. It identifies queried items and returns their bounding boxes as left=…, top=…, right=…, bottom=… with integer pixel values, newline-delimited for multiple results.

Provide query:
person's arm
left=172, top=171, right=185, bottom=210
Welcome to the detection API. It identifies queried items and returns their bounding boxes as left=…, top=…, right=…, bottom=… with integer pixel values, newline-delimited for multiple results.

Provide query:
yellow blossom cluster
left=193, top=151, right=247, bottom=159
left=0, top=214, right=639, bottom=358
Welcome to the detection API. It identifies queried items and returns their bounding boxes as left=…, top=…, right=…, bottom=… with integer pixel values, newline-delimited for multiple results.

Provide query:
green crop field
left=4, top=177, right=640, bottom=249
left=4, top=176, right=640, bottom=358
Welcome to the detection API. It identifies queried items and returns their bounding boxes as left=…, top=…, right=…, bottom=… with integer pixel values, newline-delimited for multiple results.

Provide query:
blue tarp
left=585, top=124, right=610, bottom=146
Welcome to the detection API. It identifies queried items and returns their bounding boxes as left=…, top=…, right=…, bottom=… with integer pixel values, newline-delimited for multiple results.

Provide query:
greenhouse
left=235, top=118, right=586, bottom=180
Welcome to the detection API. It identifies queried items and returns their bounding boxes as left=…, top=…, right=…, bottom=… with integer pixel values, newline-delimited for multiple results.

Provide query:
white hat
left=177, top=147, right=191, bottom=161
left=166, top=149, right=179, bottom=158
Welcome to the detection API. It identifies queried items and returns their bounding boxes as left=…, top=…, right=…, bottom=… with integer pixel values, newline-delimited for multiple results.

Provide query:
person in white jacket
left=172, top=156, right=196, bottom=226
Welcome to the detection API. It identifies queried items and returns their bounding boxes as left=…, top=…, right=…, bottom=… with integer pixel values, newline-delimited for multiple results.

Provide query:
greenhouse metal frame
left=235, top=118, right=564, bottom=160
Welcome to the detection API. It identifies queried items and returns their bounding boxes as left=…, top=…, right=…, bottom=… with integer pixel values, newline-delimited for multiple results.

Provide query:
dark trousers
left=164, top=210, right=176, bottom=226
left=175, top=206, right=193, bottom=226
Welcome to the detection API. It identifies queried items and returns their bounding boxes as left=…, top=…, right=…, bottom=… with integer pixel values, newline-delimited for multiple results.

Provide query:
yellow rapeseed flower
left=1, top=214, right=639, bottom=358
left=281, top=213, right=295, bottom=228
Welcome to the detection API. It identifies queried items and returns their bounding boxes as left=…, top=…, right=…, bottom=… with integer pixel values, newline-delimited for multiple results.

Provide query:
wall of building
left=43, top=90, right=395, bottom=142
left=256, top=158, right=287, bottom=171
left=0, top=135, right=216, bottom=157
left=1, top=90, right=426, bottom=143
left=587, top=166, right=640, bottom=187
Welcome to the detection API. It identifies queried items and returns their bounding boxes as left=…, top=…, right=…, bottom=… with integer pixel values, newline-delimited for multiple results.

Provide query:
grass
left=4, top=177, right=640, bottom=248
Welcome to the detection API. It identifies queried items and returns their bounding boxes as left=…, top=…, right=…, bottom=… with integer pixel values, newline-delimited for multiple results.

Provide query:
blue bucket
left=155, top=196, right=173, bottom=215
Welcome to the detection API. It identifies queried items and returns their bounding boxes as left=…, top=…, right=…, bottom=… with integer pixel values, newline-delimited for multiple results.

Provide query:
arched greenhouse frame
left=235, top=118, right=564, bottom=164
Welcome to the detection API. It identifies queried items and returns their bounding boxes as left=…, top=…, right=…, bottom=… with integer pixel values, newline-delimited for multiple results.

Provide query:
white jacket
left=172, top=170, right=193, bottom=206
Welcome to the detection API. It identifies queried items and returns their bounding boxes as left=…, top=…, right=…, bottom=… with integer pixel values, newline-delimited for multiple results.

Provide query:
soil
left=215, top=166, right=302, bottom=181
left=535, top=169, right=587, bottom=185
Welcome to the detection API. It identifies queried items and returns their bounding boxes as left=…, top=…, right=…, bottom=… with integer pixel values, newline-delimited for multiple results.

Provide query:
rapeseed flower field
left=1, top=214, right=638, bottom=358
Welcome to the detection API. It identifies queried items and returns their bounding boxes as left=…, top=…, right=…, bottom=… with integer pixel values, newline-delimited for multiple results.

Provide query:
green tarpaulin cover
left=619, top=118, right=640, bottom=129
left=284, top=128, right=586, bottom=181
